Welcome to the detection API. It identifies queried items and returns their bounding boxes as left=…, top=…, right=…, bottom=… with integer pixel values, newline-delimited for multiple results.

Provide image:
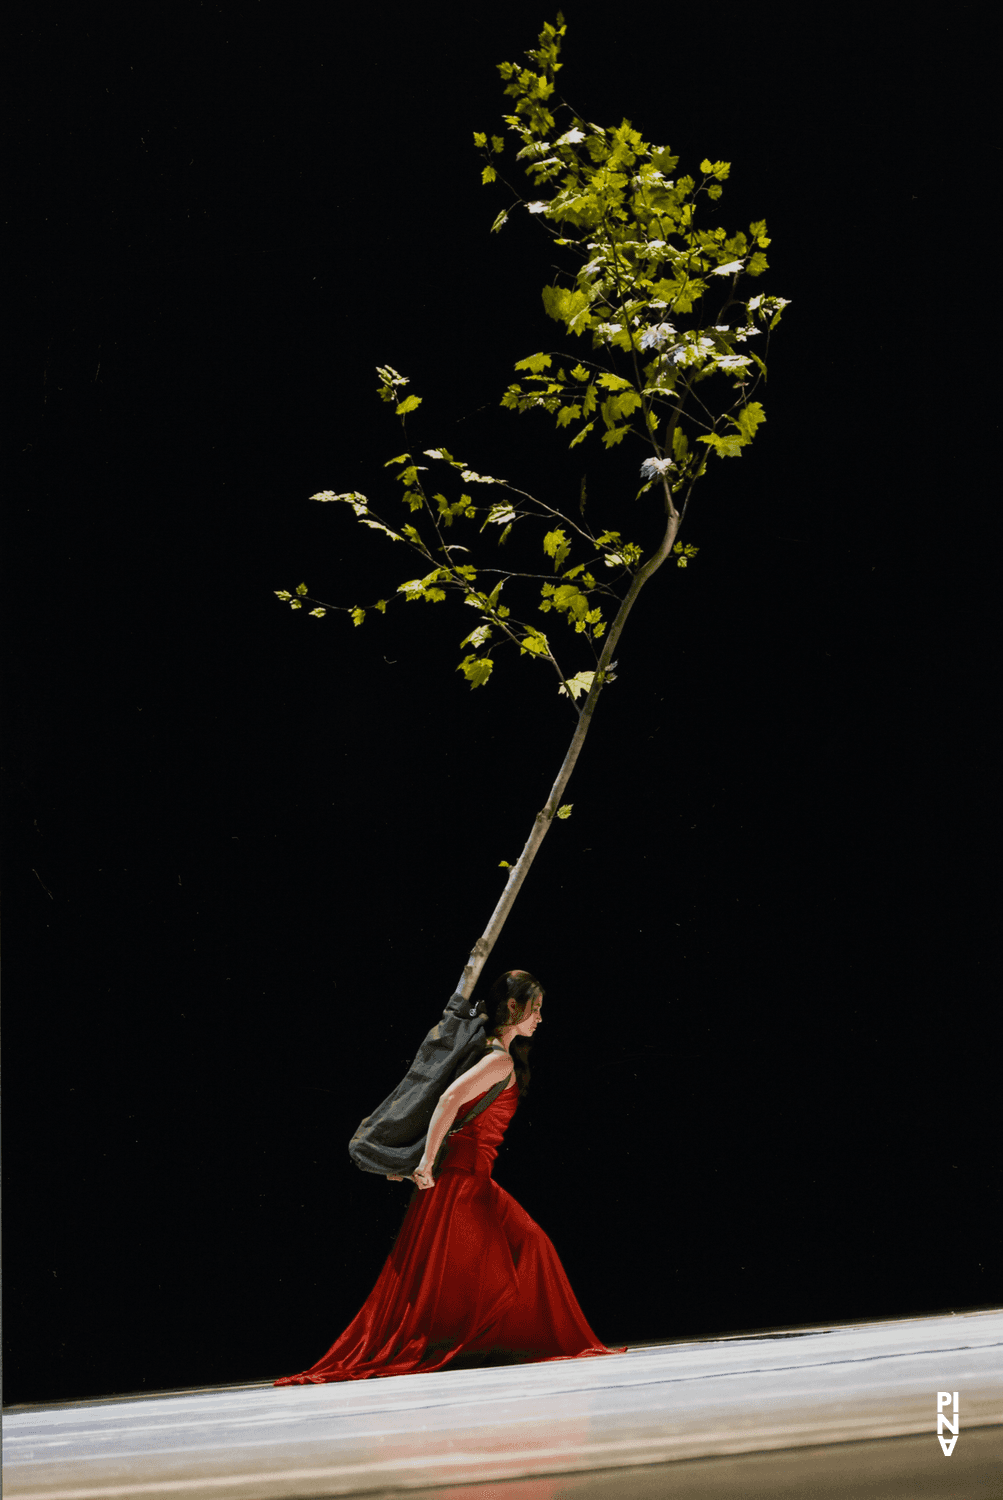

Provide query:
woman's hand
left=386, top=1163, right=434, bottom=1188
left=411, top=1159, right=435, bottom=1190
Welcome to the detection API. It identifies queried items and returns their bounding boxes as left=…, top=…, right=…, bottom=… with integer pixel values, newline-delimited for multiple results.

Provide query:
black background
left=4, top=2, right=999, bottom=1408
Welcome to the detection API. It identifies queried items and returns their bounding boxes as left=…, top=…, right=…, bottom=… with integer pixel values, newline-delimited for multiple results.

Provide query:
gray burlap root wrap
left=349, top=991, right=491, bottom=1177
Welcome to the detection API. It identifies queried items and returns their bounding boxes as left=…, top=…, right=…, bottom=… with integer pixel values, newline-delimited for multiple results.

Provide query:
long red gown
left=274, top=1080, right=625, bottom=1382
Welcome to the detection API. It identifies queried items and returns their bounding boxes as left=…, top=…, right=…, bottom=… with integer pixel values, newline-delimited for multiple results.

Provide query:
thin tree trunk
left=455, top=493, right=682, bottom=1000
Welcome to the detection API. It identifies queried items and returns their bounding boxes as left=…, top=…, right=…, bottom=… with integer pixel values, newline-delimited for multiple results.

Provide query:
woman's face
left=509, top=991, right=543, bottom=1037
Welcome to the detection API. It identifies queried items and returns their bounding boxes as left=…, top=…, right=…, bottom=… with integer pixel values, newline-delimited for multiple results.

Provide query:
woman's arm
left=412, top=1052, right=512, bottom=1189
left=444, top=1050, right=513, bottom=1110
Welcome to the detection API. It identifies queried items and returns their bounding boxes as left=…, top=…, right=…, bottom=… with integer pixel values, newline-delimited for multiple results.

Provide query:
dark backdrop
left=4, top=3, right=999, bottom=1407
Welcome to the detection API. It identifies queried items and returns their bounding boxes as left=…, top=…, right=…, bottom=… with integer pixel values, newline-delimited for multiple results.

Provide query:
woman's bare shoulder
left=445, top=1048, right=512, bottom=1105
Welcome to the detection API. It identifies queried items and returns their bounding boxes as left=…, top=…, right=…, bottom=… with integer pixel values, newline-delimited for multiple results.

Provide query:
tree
left=275, top=13, right=789, bottom=1002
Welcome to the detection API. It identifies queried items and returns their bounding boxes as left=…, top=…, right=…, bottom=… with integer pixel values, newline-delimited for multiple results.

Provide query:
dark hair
left=481, top=969, right=544, bottom=1097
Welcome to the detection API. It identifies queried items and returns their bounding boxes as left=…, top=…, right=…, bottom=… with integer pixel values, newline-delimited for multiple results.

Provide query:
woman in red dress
left=274, top=971, right=624, bottom=1383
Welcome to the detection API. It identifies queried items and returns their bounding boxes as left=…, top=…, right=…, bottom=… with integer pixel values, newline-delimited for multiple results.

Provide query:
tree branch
left=456, top=491, right=683, bottom=999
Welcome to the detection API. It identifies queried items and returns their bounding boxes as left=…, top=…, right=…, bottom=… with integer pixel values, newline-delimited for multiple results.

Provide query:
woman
left=274, top=971, right=624, bottom=1382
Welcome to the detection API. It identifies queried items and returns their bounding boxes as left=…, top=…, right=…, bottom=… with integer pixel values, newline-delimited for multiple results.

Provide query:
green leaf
left=514, top=352, right=553, bottom=374
left=359, top=518, right=404, bottom=541
left=614, top=390, right=642, bottom=421
left=556, top=804, right=573, bottom=819
left=274, top=590, right=292, bottom=601
left=351, top=607, right=365, bottom=626
left=459, top=623, right=493, bottom=650
left=473, top=131, right=487, bottom=147
left=457, top=654, right=494, bottom=689
left=398, top=569, right=446, bottom=602
left=519, top=629, right=550, bottom=658
left=395, top=395, right=422, bottom=416
left=568, top=421, right=594, bottom=448
left=746, top=349, right=769, bottom=381
left=308, top=607, right=326, bottom=618
left=543, top=527, right=571, bottom=570
left=652, top=145, right=680, bottom=174
left=482, top=165, right=497, bottom=185
left=424, top=447, right=465, bottom=467
left=383, top=452, right=411, bottom=467
left=542, top=576, right=590, bottom=618
left=602, top=540, right=643, bottom=568
left=541, top=284, right=590, bottom=327
left=696, top=432, right=746, bottom=457
left=491, top=135, right=505, bottom=154
left=558, top=669, right=595, bottom=701
left=732, top=401, right=766, bottom=441
left=490, top=209, right=510, bottom=233
left=435, top=492, right=455, bottom=526
left=290, top=599, right=302, bottom=609
left=547, top=583, right=589, bottom=620
left=482, top=502, right=517, bottom=528
left=461, top=467, right=507, bottom=484
left=295, top=583, right=308, bottom=596
left=499, top=861, right=511, bottom=868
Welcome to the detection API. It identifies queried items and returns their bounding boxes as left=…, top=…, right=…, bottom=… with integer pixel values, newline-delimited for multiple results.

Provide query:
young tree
left=276, top=12, right=789, bottom=1001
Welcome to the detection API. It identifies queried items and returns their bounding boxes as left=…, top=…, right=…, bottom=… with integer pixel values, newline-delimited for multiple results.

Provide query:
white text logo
left=937, top=1390, right=959, bottom=1456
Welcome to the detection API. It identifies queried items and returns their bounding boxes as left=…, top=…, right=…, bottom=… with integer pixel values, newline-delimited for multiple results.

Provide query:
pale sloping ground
left=3, top=1309, right=1000, bottom=1500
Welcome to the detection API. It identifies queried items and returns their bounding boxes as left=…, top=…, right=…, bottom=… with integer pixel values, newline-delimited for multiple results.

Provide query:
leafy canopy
left=277, top=15, right=789, bottom=715
left=478, top=12, right=788, bottom=473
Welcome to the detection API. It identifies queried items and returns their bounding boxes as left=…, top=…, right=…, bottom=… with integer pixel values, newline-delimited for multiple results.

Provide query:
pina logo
left=937, top=1391, right=959, bottom=1455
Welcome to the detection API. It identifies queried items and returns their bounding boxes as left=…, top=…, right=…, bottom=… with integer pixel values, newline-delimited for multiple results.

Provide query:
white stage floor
left=3, top=1310, right=1001, bottom=1499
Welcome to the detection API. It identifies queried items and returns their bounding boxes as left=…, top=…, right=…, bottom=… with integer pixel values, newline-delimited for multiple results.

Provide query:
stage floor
left=3, top=1309, right=1001, bottom=1499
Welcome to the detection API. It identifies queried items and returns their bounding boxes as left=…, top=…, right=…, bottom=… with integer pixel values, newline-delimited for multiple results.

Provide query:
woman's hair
left=481, top=969, right=544, bottom=1096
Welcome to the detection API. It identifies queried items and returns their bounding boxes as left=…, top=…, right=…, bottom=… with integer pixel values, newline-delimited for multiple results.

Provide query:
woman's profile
left=274, top=970, right=624, bottom=1382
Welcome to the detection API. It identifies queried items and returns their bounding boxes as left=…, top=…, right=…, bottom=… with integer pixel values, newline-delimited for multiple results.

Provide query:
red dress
left=274, top=1081, right=625, bottom=1382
